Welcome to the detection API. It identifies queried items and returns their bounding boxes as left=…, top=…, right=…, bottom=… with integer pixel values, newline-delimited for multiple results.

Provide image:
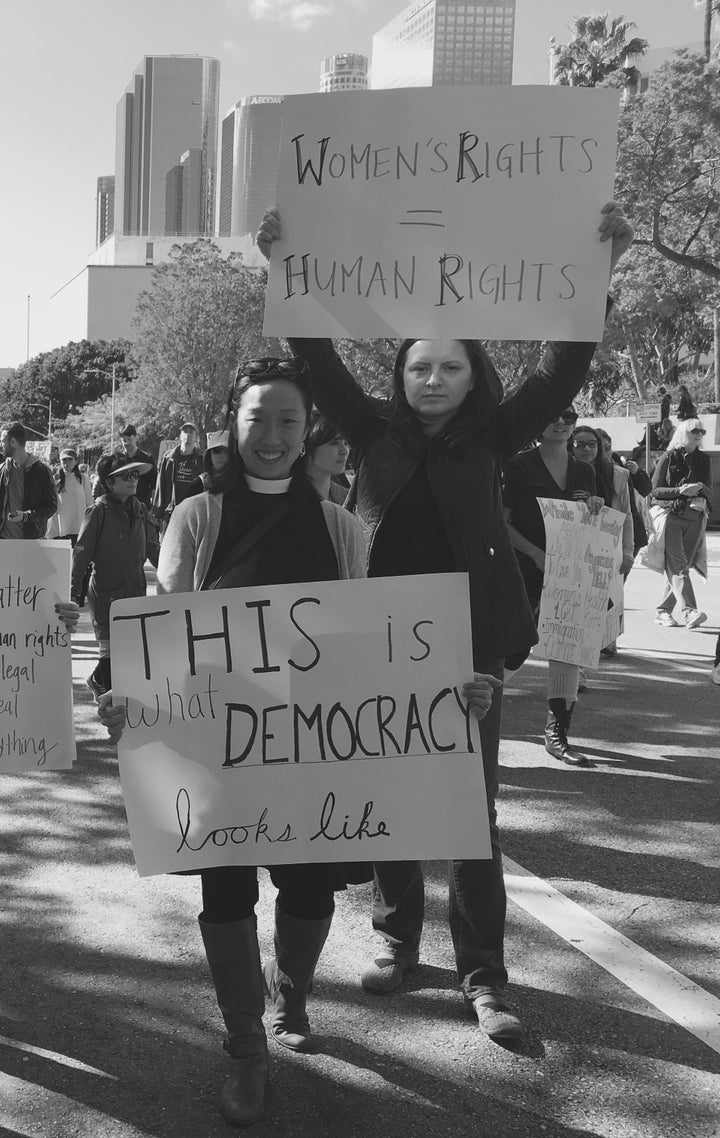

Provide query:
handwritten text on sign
left=536, top=501, right=624, bottom=669
left=0, top=542, right=75, bottom=771
left=110, top=574, right=491, bottom=877
left=263, top=85, right=619, bottom=341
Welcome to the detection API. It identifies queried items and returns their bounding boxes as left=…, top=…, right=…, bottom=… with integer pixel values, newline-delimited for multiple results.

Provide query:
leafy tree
left=0, top=340, right=130, bottom=438
left=550, top=13, right=648, bottom=88
left=130, top=240, right=281, bottom=439
left=617, top=50, right=720, bottom=280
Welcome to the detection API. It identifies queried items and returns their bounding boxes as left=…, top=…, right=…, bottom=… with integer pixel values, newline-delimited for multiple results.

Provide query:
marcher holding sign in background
left=256, top=197, right=632, bottom=1042
left=100, top=358, right=498, bottom=1127
left=503, top=411, right=602, bottom=767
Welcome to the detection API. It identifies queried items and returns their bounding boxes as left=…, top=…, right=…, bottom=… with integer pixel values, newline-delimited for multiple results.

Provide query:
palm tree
left=551, top=13, right=648, bottom=88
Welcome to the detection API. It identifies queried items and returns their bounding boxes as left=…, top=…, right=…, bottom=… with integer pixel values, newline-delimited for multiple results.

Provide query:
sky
left=0, top=0, right=705, bottom=368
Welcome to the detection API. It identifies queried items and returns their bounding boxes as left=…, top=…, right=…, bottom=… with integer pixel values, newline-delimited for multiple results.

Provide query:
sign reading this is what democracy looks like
left=535, top=501, right=625, bottom=669
left=263, top=85, right=619, bottom=341
left=111, top=574, right=491, bottom=878
left=0, top=542, right=75, bottom=772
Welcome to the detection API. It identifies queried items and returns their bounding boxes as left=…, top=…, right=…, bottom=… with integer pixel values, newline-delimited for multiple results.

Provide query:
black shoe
left=544, top=700, right=592, bottom=767
left=86, top=669, right=109, bottom=703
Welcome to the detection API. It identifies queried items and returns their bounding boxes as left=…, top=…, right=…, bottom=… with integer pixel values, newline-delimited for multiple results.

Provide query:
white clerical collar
left=244, top=474, right=292, bottom=495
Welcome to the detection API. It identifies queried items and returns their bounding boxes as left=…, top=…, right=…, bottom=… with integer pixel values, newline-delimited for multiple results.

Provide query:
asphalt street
left=0, top=539, right=718, bottom=1138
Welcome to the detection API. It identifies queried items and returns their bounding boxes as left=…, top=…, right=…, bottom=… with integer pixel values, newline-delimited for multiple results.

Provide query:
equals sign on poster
left=398, top=210, right=446, bottom=228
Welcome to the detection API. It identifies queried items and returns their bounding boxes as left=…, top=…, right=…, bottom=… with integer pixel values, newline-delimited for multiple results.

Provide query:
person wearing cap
left=71, top=453, right=159, bottom=700
left=118, top=425, right=157, bottom=508
left=152, top=422, right=204, bottom=533
left=0, top=422, right=57, bottom=539
left=257, top=200, right=634, bottom=1043
left=186, top=429, right=231, bottom=496
left=46, top=448, right=93, bottom=545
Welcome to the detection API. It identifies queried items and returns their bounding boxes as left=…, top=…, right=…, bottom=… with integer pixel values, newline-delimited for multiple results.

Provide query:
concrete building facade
left=370, top=0, right=516, bottom=89
left=114, top=55, right=220, bottom=238
left=95, top=176, right=115, bottom=247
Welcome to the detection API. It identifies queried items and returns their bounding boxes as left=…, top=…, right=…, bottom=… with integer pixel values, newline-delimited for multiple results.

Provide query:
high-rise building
left=370, top=0, right=515, bottom=89
left=319, top=53, right=369, bottom=92
left=218, top=96, right=283, bottom=238
left=114, top=55, right=220, bottom=238
left=95, top=176, right=115, bottom=247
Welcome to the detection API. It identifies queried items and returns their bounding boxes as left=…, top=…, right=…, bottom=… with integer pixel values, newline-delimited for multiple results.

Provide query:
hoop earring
left=300, top=444, right=306, bottom=457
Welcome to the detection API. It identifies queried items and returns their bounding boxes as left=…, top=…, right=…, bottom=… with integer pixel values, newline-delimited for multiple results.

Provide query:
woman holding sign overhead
left=256, top=201, right=632, bottom=1043
left=100, top=357, right=501, bottom=1127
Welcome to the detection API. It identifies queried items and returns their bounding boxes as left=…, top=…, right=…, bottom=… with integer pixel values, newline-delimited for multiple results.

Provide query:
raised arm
left=257, top=208, right=386, bottom=450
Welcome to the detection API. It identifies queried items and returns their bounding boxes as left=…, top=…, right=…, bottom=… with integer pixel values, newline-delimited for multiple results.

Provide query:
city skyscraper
left=95, top=176, right=115, bottom=247
left=114, top=55, right=220, bottom=238
left=319, top=53, right=369, bottom=92
left=370, top=0, right=516, bottom=89
left=218, top=96, right=283, bottom=238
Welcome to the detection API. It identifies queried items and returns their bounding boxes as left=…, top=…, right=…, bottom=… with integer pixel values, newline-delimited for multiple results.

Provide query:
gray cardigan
left=157, top=490, right=367, bottom=594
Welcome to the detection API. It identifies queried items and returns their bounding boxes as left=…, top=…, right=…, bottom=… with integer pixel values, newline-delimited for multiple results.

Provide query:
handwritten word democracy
left=291, top=133, right=599, bottom=187
left=113, top=593, right=480, bottom=768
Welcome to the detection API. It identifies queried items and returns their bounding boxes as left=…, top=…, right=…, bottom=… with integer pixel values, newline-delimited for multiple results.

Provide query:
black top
left=369, top=457, right=455, bottom=578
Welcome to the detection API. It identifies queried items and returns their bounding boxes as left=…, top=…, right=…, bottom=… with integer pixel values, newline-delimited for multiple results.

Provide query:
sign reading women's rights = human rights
left=263, top=85, right=619, bottom=341
left=0, top=541, right=75, bottom=771
left=536, top=501, right=625, bottom=669
left=110, top=574, right=491, bottom=877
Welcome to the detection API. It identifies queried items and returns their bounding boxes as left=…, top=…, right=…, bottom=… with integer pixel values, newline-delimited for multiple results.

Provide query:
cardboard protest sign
left=110, top=574, right=491, bottom=877
left=0, top=541, right=75, bottom=771
left=264, top=85, right=619, bottom=341
left=535, top=501, right=625, bottom=669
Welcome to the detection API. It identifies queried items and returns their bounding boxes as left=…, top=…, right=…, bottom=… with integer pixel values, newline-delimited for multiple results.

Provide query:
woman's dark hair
left=305, top=412, right=344, bottom=459
left=209, top=360, right=314, bottom=495
left=390, top=339, right=504, bottom=453
left=571, top=425, right=614, bottom=505
left=56, top=452, right=82, bottom=492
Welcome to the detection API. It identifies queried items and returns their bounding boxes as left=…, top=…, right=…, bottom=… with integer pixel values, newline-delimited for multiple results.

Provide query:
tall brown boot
left=199, top=917, right=269, bottom=1127
left=544, top=699, right=591, bottom=767
left=263, top=905, right=332, bottom=1053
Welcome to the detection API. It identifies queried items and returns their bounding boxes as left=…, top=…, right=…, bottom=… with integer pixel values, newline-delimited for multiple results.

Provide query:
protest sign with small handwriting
left=535, top=500, right=625, bottom=669
left=263, top=85, right=619, bottom=341
left=0, top=541, right=75, bottom=772
left=110, top=574, right=491, bottom=877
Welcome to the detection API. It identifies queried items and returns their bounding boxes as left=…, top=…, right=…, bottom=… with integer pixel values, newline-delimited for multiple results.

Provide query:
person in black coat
left=256, top=200, right=633, bottom=1043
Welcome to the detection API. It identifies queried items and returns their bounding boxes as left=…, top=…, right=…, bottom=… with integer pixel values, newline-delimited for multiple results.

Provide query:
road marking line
left=504, top=857, right=720, bottom=1056
left=0, top=1034, right=116, bottom=1077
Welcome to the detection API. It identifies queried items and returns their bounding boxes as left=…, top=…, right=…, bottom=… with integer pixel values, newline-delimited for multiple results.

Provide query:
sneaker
left=360, top=953, right=416, bottom=994
left=654, top=612, right=679, bottom=627
left=86, top=672, right=108, bottom=704
left=711, top=663, right=720, bottom=686
left=470, top=990, right=522, bottom=1041
left=685, top=610, right=707, bottom=630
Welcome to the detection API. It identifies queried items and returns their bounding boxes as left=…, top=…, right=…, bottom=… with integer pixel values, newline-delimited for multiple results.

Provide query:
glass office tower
left=218, top=96, right=283, bottom=238
left=114, top=55, right=220, bottom=237
left=371, top=0, right=516, bottom=89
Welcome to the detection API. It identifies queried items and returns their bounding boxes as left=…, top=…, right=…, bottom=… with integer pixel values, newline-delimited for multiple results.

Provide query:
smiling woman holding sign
left=100, top=358, right=497, bottom=1127
left=257, top=201, right=632, bottom=1043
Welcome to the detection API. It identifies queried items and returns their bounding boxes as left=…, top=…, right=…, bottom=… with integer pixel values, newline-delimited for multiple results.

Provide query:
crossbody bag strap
left=201, top=500, right=290, bottom=590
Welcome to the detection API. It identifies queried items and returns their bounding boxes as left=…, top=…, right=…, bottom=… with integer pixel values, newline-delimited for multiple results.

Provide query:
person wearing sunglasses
left=650, top=419, right=711, bottom=629
left=71, top=454, right=159, bottom=700
left=503, top=410, right=604, bottom=767
left=256, top=202, right=634, bottom=1043
left=98, top=355, right=499, bottom=1125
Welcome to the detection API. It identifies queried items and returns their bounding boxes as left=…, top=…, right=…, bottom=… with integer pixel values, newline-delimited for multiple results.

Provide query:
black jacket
left=0, top=455, right=57, bottom=539
left=288, top=336, right=600, bottom=664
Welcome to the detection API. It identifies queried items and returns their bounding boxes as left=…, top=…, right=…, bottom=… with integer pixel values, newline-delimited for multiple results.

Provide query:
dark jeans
left=200, top=864, right=336, bottom=924
left=371, top=659, right=507, bottom=1000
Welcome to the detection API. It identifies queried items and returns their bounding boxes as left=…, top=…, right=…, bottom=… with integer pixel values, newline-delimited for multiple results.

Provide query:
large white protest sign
left=263, top=85, right=619, bottom=341
left=110, top=574, right=491, bottom=877
left=535, top=501, right=624, bottom=669
left=0, top=541, right=75, bottom=771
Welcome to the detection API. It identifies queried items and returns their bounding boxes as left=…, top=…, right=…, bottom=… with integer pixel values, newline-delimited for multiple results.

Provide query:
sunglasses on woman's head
left=238, top=358, right=309, bottom=379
